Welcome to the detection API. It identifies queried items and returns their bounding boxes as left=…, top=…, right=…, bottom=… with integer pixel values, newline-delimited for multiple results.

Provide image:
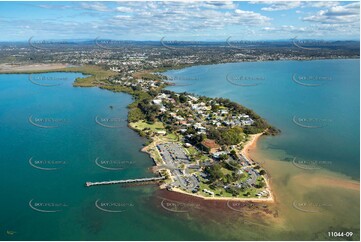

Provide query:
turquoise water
left=165, top=59, right=360, bottom=179
left=0, top=73, right=211, bottom=240
left=0, top=59, right=359, bottom=240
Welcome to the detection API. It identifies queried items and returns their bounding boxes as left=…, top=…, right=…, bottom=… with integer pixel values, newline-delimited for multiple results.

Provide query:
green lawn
left=185, top=146, right=198, bottom=155
left=195, top=172, right=263, bottom=198
left=198, top=182, right=235, bottom=197
left=130, top=120, right=165, bottom=132
left=165, top=133, right=178, bottom=141
left=199, top=155, right=210, bottom=162
left=220, top=167, right=233, bottom=176
left=150, top=148, right=163, bottom=164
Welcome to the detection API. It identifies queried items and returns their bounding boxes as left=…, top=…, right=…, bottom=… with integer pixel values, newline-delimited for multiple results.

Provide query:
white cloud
left=303, top=2, right=360, bottom=24
left=250, top=1, right=301, bottom=11
left=302, top=1, right=340, bottom=9
left=4, top=1, right=359, bottom=41
left=202, top=1, right=236, bottom=9
left=234, top=9, right=271, bottom=24
left=114, top=15, right=132, bottom=20
left=116, top=7, right=133, bottom=13
left=80, top=2, right=109, bottom=12
left=108, top=2, right=271, bottom=36
left=37, top=4, right=72, bottom=10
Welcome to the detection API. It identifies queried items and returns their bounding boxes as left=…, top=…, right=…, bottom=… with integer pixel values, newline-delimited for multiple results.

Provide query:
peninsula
left=92, top=65, right=279, bottom=200
left=3, top=39, right=357, bottom=200
left=1, top=61, right=279, bottom=200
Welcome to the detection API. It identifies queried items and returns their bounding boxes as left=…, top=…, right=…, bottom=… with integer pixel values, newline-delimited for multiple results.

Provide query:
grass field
left=165, top=133, right=179, bottom=141
left=129, top=120, right=165, bottom=132
left=185, top=146, right=198, bottom=155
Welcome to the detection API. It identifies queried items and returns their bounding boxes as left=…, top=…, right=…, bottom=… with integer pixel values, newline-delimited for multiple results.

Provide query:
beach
left=242, top=133, right=263, bottom=160
left=0, top=58, right=358, bottom=240
left=141, top=129, right=275, bottom=202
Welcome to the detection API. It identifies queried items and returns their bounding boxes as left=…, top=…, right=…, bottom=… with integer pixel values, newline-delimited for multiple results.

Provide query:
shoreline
left=170, top=187, right=273, bottom=202
left=242, top=132, right=275, bottom=202
left=242, top=133, right=264, bottom=164
left=1, top=57, right=358, bottom=75
left=0, top=62, right=277, bottom=203
left=2, top=61, right=357, bottom=202
left=139, top=130, right=275, bottom=203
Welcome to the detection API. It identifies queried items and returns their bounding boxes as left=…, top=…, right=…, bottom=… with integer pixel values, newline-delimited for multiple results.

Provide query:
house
left=175, top=116, right=185, bottom=121
left=152, top=99, right=162, bottom=105
left=187, top=95, right=198, bottom=102
left=219, top=109, right=229, bottom=115
left=156, top=130, right=167, bottom=135
left=241, top=119, right=254, bottom=126
left=193, top=123, right=206, bottom=131
left=157, top=93, right=168, bottom=99
left=213, top=151, right=228, bottom=159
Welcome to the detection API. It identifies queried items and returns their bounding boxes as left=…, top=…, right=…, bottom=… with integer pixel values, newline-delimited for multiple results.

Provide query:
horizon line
left=1, top=38, right=360, bottom=42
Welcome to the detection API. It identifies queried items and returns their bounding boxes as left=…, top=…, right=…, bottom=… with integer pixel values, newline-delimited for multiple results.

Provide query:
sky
left=0, top=1, right=359, bottom=41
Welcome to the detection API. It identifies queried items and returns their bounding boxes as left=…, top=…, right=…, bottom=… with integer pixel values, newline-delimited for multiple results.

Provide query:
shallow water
left=0, top=61, right=359, bottom=240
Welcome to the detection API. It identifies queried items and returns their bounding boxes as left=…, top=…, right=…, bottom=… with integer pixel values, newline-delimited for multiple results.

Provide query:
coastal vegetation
left=2, top=62, right=277, bottom=200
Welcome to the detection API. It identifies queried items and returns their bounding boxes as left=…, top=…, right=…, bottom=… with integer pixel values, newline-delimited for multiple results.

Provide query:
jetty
left=85, top=176, right=166, bottom=187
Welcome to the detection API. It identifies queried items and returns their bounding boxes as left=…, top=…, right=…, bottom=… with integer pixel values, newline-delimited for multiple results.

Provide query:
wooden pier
left=85, top=176, right=166, bottom=187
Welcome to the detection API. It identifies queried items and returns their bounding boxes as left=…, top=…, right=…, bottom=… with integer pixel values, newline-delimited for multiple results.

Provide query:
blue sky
left=0, top=1, right=359, bottom=41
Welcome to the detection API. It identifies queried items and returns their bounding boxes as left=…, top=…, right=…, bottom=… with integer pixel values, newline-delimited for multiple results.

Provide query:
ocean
left=165, top=59, right=360, bottom=179
left=0, top=59, right=359, bottom=240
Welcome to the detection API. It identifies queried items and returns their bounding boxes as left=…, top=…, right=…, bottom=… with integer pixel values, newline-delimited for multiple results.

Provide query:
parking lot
left=157, top=142, right=199, bottom=191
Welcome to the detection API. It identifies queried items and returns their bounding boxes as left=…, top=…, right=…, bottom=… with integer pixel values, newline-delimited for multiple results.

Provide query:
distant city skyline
left=0, top=1, right=359, bottom=41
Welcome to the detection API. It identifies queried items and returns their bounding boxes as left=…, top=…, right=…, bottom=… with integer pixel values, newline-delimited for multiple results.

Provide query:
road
left=157, top=142, right=199, bottom=191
